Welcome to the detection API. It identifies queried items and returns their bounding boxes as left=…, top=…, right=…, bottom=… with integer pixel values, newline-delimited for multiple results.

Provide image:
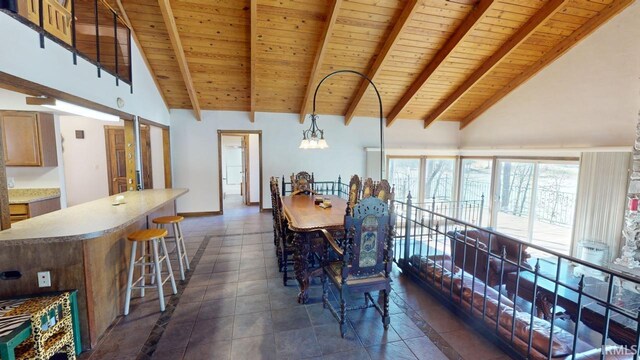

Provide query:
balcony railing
left=1, top=0, right=132, bottom=86
left=393, top=194, right=640, bottom=359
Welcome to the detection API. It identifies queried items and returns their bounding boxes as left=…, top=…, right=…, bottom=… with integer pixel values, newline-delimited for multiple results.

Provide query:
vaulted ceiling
left=112, top=0, right=633, bottom=128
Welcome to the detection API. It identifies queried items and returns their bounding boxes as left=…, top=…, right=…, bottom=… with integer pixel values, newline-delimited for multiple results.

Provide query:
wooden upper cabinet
left=1, top=111, right=58, bottom=167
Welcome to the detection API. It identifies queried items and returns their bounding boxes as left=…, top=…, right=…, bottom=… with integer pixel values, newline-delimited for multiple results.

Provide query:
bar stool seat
left=153, top=215, right=184, bottom=224
left=124, top=228, right=177, bottom=316
left=153, top=215, right=190, bottom=281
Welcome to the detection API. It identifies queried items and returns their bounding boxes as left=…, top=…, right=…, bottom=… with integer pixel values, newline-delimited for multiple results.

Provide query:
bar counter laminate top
left=8, top=188, right=61, bottom=204
left=0, top=189, right=188, bottom=246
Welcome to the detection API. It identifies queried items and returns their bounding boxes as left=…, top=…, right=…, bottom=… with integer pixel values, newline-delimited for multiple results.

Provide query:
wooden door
left=1, top=112, right=41, bottom=166
left=140, top=126, right=153, bottom=189
left=105, top=127, right=127, bottom=195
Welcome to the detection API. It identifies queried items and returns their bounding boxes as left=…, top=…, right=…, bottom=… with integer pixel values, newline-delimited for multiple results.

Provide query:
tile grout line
left=136, top=234, right=213, bottom=360
left=390, top=290, right=463, bottom=360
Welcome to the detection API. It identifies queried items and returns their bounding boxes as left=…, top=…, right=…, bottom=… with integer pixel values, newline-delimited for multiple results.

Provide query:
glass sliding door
left=493, top=160, right=579, bottom=255
left=388, top=158, right=420, bottom=202
left=494, top=161, right=535, bottom=241
left=532, top=163, right=579, bottom=255
left=460, top=158, right=492, bottom=227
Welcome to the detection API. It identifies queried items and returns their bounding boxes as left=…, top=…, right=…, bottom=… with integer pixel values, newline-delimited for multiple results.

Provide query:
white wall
left=0, top=12, right=170, bottom=125
left=59, top=116, right=121, bottom=206
left=171, top=110, right=460, bottom=212
left=249, top=134, right=260, bottom=203
left=460, top=1, right=640, bottom=149
left=149, top=125, right=165, bottom=189
left=6, top=167, right=60, bottom=188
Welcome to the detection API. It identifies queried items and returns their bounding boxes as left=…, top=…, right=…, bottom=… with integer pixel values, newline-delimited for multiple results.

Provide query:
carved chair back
left=347, top=175, right=361, bottom=214
left=291, top=171, right=315, bottom=194
left=270, top=177, right=287, bottom=239
left=343, top=197, right=392, bottom=279
left=361, top=178, right=374, bottom=199
left=373, top=179, right=394, bottom=204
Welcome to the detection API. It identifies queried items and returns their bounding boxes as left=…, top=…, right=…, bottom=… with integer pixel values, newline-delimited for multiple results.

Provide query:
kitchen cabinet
left=1, top=111, right=58, bottom=167
left=9, top=197, right=61, bottom=223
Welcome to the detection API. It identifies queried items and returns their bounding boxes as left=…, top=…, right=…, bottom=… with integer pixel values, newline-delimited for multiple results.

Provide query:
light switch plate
left=37, top=271, right=51, bottom=287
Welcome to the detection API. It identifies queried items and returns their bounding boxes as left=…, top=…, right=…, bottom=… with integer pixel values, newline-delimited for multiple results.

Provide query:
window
left=423, top=158, right=455, bottom=202
left=460, top=159, right=492, bottom=227
left=388, top=158, right=420, bottom=202
left=493, top=160, right=579, bottom=255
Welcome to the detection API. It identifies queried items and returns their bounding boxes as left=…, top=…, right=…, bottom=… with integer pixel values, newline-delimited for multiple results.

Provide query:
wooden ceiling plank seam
left=343, top=0, right=419, bottom=126
left=298, top=0, right=343, bottom=123
left=158, top=0, right=202, bottom=121
left=385, top=0, right=496, bottom=127
left=250, top=0, right=257, bottom=122
left=116, top=0, right=171, bottom=110
left=459, top=0, right=634, bottom=129
left=422, top=0, right=568, bottom=129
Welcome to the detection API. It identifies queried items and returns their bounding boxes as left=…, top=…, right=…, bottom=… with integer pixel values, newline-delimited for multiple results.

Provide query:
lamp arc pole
left=310, top=69, right=385, bottom=180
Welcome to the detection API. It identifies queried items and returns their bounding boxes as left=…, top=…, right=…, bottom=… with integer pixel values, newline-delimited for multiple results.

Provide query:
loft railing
left=1, top=0, right=132, bottom=87
left=392, top=193, right=640, bottom=360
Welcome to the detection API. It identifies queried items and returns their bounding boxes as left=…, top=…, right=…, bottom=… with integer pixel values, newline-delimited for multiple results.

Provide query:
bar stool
left=124, top=228, right=177, bottom=315
left=152, top=215, right=190, bottom=280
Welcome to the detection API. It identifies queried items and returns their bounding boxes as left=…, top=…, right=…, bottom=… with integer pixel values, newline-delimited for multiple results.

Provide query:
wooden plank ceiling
left=115, top=0, right=633, bottom=127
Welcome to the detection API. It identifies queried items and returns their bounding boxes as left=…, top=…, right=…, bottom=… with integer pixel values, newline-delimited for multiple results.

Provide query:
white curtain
left=572, top=152, right=630, bottom=261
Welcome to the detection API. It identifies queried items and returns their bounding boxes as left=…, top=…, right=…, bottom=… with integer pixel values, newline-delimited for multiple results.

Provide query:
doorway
left=217, top=130, right=262, bottom=214
left=105, top=125, right=152, bottom=195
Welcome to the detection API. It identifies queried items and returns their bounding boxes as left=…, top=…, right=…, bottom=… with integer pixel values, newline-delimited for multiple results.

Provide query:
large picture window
left=460, top=159, right=492, bottom=227
left=388, top=158, right=420, bottom=202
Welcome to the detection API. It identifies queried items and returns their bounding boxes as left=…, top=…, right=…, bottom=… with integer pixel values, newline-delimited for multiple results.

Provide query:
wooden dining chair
left=290, top=171, right=317, bottom=195
left=318, top=196, right=395, bottom=338
left=271, top=178, right=296, bottom=285
left=269, top=177, right=281, bottom=250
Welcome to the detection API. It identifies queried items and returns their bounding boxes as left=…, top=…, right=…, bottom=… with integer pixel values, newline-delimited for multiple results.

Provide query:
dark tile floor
left=80, top=205, right=511, bottom=360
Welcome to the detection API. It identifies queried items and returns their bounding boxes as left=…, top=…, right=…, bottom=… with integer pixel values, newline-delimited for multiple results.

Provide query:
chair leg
left=321, top=270, right=328, bottom=309
left=173, top=223, right=186, bottom=281
left=382, top=289, right=390, bottom=330
left=160, top=237, right=178, bottom=295
left=151, top=239, right=166, bottom=312
left=140, top=241, right=146, bottom=297
left=177, top=222, right=190, bottom=270
left=339, top=288, right=347, bottom=338
left=282, top=246, right=288, bottom=286
left=124, top=241, right=137, bottom=316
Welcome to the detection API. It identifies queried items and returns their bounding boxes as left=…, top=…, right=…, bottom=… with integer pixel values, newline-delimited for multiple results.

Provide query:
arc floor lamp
left=301, top=69, right=385, bottom=180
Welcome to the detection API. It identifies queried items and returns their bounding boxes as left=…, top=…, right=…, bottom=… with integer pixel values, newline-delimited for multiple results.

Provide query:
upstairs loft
left=0, top=0, right=132, bottom=87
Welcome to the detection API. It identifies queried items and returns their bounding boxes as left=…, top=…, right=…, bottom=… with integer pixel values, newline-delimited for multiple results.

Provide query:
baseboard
left=178, top=211, right=222, bottom=217
left=261, top=208, right=272, bottom=213
left=249, top=202, right=259, bottom=206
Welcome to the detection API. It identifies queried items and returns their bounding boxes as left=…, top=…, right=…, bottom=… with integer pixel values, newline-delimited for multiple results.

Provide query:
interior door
left=105, top=127, right=127, bottom=195
left=241, top=135, right=249, bottom=205
left=140, top=125, right=153, bottom=189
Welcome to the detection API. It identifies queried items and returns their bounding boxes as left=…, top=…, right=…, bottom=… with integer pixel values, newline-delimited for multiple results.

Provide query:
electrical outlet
left=37, top=271, right=51, bottom=287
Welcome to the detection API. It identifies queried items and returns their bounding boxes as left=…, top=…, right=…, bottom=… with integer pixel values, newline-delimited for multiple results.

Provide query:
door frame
left=217, top=130, right=263, bottom=215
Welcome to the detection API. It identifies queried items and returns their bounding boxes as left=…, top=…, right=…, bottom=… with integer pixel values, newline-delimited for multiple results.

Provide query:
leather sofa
left=408, top=255, right=632, bottom=360
left=447, top=228, right=531, bottom=287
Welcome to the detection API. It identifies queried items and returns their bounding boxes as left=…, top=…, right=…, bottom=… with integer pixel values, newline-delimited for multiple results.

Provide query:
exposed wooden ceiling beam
left=249, top=0, right=257, bottom=123
left=343, top=0, right=419, bottom=126
left=116, top=0, right=170, bottom=111
left=423, top=0, right=567, bottom=128
left=158, top=0, right=202, bottom=121
left=298, top=0, right=343, bottom=124
left=385, top=0, right=495, bottom=127
left=459, top=0, right=634, bottom=130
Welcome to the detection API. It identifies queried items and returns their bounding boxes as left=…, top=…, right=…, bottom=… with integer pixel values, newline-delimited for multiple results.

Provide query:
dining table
left=281, top=194, right=347, bottom=303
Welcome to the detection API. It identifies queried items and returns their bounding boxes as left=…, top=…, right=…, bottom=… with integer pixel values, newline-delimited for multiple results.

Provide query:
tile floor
left=80, top=205, right=511, bottom=360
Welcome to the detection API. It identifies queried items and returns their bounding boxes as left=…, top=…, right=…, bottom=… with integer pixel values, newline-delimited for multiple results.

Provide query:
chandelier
left=299, top=113, right=328, bottom=149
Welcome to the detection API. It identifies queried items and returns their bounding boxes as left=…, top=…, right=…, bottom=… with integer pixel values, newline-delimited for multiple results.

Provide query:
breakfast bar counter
left=0, top=189, right=188, bottom=350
